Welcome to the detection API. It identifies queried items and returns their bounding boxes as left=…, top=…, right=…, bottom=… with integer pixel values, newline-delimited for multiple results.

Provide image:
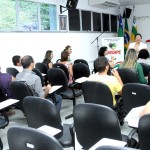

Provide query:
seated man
left=88, top=56, right=123, bottom=107
left=12, top=55, right=22, bottom=72
left=16, top=55, right=62, bottom=113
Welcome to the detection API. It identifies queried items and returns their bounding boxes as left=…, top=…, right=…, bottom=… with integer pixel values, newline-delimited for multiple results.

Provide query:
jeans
left=47, top=93, right=62, bottom=113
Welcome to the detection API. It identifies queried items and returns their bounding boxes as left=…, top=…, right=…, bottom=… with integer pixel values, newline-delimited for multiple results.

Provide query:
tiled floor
left=1, top=95, right=138, bottom=150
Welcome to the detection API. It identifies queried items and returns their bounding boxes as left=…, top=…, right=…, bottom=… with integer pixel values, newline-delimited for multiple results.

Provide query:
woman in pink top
left=59, top=51, right=73, bottom=84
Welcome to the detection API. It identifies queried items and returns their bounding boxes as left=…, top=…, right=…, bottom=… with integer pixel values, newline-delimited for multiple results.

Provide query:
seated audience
left=42, top=50, right=53, bottom=68
left=0, top=66, right=15, bottom=114
left=64, top=45, right=72, bottom=62
left=16, top=55, right=62, bottom=113
left=137, top=49, right=150, bottom=65
left=59, top=51, right=73, bottom=84
left=119, top=48, right=147, bottom=84
left=12, top=55, right=22, bottom=72
left=98, top=46, right=115, bottom=69
left=88, top=56, right=123, bottom=107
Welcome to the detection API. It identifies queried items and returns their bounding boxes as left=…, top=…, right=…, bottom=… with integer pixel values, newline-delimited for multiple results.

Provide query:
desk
left=0, top=99, right=19, bottom=110
left=125, top=106, right=144, bottom=128
left=89, top=138, right=126, bottom=150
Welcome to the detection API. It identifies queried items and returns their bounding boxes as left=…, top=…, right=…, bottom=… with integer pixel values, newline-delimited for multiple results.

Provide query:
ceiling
left=119, top=0, right=150, bottom=6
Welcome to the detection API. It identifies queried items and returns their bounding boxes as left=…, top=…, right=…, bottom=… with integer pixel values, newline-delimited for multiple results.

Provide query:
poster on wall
left=101, top=37, right=124, bottom=64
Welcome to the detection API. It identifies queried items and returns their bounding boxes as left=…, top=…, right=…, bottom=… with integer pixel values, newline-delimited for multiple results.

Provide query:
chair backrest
left=47, top=68, right=68, bottom=93
left=73, top=63, right=90, bottom=80
left=140, top=63, right=150, bottom=77
left=138, top=114, right=150, bottom=150
left=7, top=126, right=63, bottom=150
left=73, top=103, right=122, bottom=149
left=117, top=68, right=139, bottom=84
left=53, top=63, right=69, bottom=80
left=35, top=62, right=47, bottom=74
left=6, top=67, right=19, bottom=77
left=82, top=81, right=113, bottom=108
left=23, top=96, right=62, bottom=130
left=122, top=83, right=150, bottom=114
left=32, top=68, right=44, bottom=87
left=9, top=81, right=35, bottom=110
left=74, top=59, right=89, bottom=67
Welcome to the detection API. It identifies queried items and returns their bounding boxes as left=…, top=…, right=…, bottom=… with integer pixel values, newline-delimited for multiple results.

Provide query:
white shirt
left=128, top=42, right=148, bottom=51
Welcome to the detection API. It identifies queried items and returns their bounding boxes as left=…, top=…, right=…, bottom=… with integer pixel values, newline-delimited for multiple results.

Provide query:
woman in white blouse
left=128, top=33, right=148, bottom=53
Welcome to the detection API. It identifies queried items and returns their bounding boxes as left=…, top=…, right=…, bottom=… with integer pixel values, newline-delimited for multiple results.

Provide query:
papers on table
left=0, top=99, right=19, bottom=110
left=38, top=125, right=61, bottom=136
left=125, top=106, right=145, bottom=128
left=49, top=85, right=62, bottom=94
left=89, top=138, right=126, bottom=150
left=75, top=77, right=88, bottom=83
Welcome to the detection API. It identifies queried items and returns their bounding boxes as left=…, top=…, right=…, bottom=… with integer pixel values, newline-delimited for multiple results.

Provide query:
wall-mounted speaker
left=123, top=8, right=132, bottom=18
left=66, top=0, right=78, bottom=9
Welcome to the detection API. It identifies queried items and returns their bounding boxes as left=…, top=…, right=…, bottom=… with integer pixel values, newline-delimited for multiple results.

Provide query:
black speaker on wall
left=123, top=8, right=132, bottom=18
left=66, top=0, right=78, bottom=9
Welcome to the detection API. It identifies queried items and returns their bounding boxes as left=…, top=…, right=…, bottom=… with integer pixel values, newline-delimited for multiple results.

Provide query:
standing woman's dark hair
left=42, top=50, right=53, bottom=68
left=98, top=46, right=108, bottom=57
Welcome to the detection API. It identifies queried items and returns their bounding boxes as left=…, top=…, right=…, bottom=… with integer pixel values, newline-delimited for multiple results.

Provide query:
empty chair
left=73, top=63, right=90, bottom=80
left=9, top=81, right=35, bottom=111
left=138, top=114, right=150, bottom=150
left=32, top=68, right=44, bottom=87
left=122, top=83, right=150, bottom=114
left=73, top=103, right=137, bottom=149
left=47, top=68, right=82, bottom=107
left=117, top=68, right=139, bottom=84
left=23, top=96, right=74, bottom=148
left=7, top=126, right=63, bottom=150
left=6, top=67, right=19, bottom=77
left=82, top=81, right=113, bottom=108
left=140, top=63, right=150, bottom=77
left=35, top=62, right=47, bottom=74
left=53, top=63, right=69, bottom=80
left=74, top=59, right=89, bottom=68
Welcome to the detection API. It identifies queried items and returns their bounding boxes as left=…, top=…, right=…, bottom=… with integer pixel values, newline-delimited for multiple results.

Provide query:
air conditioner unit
left=89, top=0, right=120, bottom=8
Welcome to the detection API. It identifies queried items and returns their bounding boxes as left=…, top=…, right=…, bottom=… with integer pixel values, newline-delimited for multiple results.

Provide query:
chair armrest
left=127, top=128, right=137, bottom=147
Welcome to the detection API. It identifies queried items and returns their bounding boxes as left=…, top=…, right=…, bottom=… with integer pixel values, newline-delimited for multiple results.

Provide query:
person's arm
left=136, top=63, right=147, bottom=84
left=48, top=62, right=53, bottom=68
left=68, top=63, right=73, bottom=76
left=140, top=101, right=150, bottom=117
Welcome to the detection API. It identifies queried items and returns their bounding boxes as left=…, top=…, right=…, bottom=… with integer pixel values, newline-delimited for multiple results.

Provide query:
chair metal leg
left=65, top=114, right=73, bottom=119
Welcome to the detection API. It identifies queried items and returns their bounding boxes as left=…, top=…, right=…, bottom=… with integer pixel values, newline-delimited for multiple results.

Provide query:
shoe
left=6, top=110, right=15, bottom=115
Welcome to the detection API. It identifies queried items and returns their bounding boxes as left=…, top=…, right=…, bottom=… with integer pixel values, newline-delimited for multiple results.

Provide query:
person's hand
left=111, top=69, right=120, bottom=78
left=111, top=55, right=116, bottom=61
left=46, top=84, right=51, bottom=91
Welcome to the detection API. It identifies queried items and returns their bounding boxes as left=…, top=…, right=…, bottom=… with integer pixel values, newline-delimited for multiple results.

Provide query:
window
left=68, top=9, right=80, bottom=31
left=102, top=13, right=110, bottom=32
left=93, top=12, right=101, bottom=31
left=0, top=1, right=16, bottom=31
left=0, top=0, right=57, bottom=31
left=110, top=15, right=117, bottom=32
left=81, top=10, right=91, bottom=31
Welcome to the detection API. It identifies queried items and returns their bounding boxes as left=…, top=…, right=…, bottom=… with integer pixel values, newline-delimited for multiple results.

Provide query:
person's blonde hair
left=120, top=48, right=137, bottom=69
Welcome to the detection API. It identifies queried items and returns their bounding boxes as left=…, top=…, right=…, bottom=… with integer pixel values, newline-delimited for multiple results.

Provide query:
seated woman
left=119, top=48, right=147, bottom=84
left=64, top=45, right=72, bottom=62
left=59, top=51, right=73, bottom=84
left=98, top=46, right=115, bottom=69
left=42, top=50, right=53, bottom=68
left=137, top=49, right=150, bottom=65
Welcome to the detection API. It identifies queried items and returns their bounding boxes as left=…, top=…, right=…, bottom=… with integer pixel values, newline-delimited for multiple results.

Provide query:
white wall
left=0, top=0, right=117, bottom=72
